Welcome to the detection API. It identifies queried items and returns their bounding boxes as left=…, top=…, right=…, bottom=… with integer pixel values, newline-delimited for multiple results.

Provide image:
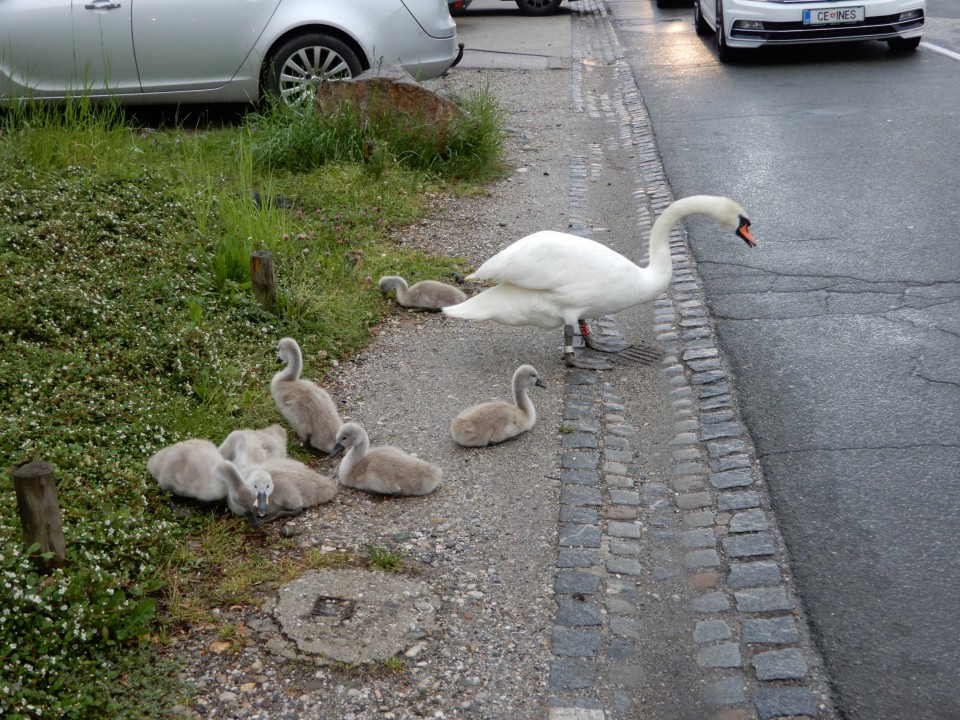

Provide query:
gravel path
left=160, top=5, right=839, bottom=719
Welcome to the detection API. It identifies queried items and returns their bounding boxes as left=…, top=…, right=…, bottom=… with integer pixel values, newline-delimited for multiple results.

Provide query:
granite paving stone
left=742, top=617, right=801, bottom=644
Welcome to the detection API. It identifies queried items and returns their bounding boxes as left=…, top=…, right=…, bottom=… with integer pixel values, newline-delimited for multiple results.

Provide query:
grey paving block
left=717, top=491, right=761, bottom=511
left=735, top=586, right=791, bottom=612
left=729, top=510, right=770, bottom=533
left=696, top=643, right=741, bottom=668
left=722, top=533, right=776, bottom=558
left=555, top=597, right=602, bottom=627
left=728, top=561, right=782, bottom=588
left=703, top=677, right=746, bottom=706
left=562, top=451, right=600, bottom=470
left=561, top=469, right=600, bottom=486
left=754, top=686, right=817, bottom=719
left=549, top=659, right=597, bottom=690
left=709, top=469, right=754, bottom=489
left=682, top=549, right=721, bottom=569
left=559, top=524, right=602, bottom=548
left=552, top=627, right=602, bottom=657
left=693, top=619, right=732, bottom=643
left=691, top=592, right=731, bottom=613
left=743, top=617, right=801, bottom=645
left=752, top=648, right=808, bottom=680
left=554, top=570, right=602, bottom=596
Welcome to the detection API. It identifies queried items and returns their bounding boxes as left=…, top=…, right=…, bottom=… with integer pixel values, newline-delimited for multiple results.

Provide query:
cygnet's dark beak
left=244, top=511, right=260, bottom=529
left=737, top=217, right=756, bottom=247
left=256, top=492, right=269, bottom=516
left=536, top=378, right=547, bottom=388
left=329, top=443, right=344, bottom=459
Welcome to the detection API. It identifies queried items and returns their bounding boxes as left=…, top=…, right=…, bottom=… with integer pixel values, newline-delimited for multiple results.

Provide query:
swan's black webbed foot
left=584, top=334, right=631, bottom=353
left=578, top=319, right=630, bottom=353
left=564, top=351, right=614, bottom=371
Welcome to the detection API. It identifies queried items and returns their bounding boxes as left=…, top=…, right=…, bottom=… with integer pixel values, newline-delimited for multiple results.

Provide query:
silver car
left=0, top=0, right=459, bottom=104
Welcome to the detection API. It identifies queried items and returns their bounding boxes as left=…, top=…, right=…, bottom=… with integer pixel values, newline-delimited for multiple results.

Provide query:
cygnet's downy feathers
left=451, top=364, right=546, bottom=447
left=330, top=422, right=441, bottom=496
left=147, top=439, right=226, bottom=502
left=271, top=337, right=342, bottom=454
left=213, top=461, right=262, bottom=528
left=378, top=275, right=467, bottom=311
left=243, top=457, right=337, bottom=517
left=218, top=424, right=287, bottom=468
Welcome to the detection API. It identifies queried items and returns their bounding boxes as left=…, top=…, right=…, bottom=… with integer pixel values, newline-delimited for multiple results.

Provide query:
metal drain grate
left=612, top=343, right=665, bottom=367
left=311, top=595, right=356, bottom=621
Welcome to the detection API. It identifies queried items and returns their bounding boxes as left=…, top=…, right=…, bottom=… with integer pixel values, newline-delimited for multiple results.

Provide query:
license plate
left=803, top=6, right=865, bottom=25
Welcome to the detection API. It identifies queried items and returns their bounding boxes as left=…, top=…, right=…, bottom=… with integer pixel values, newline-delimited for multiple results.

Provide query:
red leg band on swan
left=579, top=321, right=590, bottom=337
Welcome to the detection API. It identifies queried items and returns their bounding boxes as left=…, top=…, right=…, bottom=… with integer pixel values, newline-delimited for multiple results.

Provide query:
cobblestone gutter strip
left=548, top=2, right=838, bottom=718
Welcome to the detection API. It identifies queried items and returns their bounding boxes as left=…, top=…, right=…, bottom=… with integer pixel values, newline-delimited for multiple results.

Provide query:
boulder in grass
left=314, top=65, right=466, bottom=143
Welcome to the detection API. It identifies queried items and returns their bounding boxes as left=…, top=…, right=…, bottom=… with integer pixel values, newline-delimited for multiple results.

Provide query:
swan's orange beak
left=737, top=218, right=756, bottom=247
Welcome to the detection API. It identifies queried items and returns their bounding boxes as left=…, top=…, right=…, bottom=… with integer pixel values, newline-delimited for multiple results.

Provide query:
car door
left=130, top=0, right=281, bottom=93
left=0, top=0, right=139, bottom=98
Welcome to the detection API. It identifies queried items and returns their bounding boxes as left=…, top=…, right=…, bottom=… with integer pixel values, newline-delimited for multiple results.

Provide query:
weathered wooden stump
left=12, top=461, right=67, bottom=573
left=251, top=250, right=276, bottom=313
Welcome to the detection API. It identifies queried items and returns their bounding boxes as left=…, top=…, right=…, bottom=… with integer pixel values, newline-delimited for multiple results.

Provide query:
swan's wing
left=469, top=231, right=635, bottom=290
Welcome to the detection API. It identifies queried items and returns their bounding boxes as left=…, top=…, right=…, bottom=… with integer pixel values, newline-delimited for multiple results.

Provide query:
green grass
left=0, top=89, right=503, bottom=719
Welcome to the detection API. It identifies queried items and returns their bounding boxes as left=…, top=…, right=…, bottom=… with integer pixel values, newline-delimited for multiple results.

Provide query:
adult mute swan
left=378, top=275, right=467, bottom=311
left=271, top=337, right=343, bottom=454
left=450, top=364, right=546, bottom=447
left=443, top=195, right=755, bottom=369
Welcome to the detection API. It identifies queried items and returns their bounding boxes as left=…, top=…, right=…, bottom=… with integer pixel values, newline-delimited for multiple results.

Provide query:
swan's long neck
left=513, top=378, right=536, bottom=421
left=647, top=195, right=726, bottom=275
left=278, top=346, right=302, bottom=383
left=340, top=431, right=369, bottom=479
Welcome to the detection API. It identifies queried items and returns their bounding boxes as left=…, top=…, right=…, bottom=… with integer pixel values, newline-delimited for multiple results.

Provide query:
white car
left=693, top=0, right=925, bottom=61
left=0, top=0, right=460, bottom=105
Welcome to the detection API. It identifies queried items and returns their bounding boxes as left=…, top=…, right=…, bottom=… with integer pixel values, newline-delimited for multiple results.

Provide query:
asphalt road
left=602, top=0, right=960, bottom=717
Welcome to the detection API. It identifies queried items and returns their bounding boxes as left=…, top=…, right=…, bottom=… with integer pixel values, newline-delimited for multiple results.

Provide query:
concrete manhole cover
left=271, top=569, right=438, bottom=664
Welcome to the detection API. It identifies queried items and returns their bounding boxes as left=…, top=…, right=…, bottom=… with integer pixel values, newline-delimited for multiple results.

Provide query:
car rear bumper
left=722, top=0, right=924, bottom=48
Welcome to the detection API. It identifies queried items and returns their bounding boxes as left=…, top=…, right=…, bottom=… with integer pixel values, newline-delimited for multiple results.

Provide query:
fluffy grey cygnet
left=243, top=457, right=337, bottom=517
left=378, top=275, right=467, bottom=311
left=271, top=337, right=342, bottom=455
left=450, top=364, right=546, bottom=447
left=218, top=424, right=287, bottom=468
left=147, top=439, right=226, bottom=501
left=330, top=422, right=441, bottom=496
left=214, top=460, right=262, bottom=527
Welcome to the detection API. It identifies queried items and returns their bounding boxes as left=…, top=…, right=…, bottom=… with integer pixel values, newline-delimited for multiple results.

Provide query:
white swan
left=443, top=195, right=755, bottom=369
left=147, top=439, right=226, bottom=501
left=378, top=275, right=467, bottom=311
left=330, top=422, right=442, bottom=496
left=243, top=458, right=338, bottom=518
left=271, top=337, right=343, bottom=455
left=451, top=364, right=546, bottom=447
left=218, top=424, right=287, bottom=468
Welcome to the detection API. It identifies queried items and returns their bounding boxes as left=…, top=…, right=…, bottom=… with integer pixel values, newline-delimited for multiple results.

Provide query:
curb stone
left=548, top=2, right=838, bottom=718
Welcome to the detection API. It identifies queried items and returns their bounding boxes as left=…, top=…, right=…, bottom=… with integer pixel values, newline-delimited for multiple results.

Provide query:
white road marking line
left=922, top=41, right=960, bottom=62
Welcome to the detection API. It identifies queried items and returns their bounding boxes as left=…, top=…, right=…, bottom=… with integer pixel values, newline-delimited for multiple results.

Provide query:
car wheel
left=515, top=0, right=563, bottom=16
left=715, top=0, right=736, bottom=62
left=266, top=33, right=362, bottom=105
left=694, top=0, right=711, bottom=36
left=887, top=36, right=921, bottom=52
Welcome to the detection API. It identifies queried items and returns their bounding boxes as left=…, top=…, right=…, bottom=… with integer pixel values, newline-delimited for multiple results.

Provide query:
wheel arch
left=259, top=24, right=370, bottom=95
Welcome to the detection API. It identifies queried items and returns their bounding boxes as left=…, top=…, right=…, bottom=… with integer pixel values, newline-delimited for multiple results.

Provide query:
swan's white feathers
left=444, top=196, right=752, bottom=333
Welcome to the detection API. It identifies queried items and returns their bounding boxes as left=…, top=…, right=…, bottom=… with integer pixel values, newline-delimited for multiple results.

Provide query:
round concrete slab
left=270, top=569, right=438, bottom=664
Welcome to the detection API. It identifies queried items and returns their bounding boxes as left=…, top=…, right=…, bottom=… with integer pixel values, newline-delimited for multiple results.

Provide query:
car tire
left=887, top=36, right=921, bottom=52
left=515, top=0, right=563, bottom=16
left=715, top=0, right=737, bottom=62
left=694, top=0, right=711, bottom=36
left=265, top=33, right=362, bottom=104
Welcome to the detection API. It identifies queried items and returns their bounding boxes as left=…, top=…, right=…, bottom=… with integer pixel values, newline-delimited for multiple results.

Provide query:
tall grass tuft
left=247, top=86, right=505, bottom=181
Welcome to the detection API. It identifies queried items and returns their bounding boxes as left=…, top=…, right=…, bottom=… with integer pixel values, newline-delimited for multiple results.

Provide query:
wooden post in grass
left=251, top=250, right=276, bottom=313
left=12, top=461, right=67, bottom=573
